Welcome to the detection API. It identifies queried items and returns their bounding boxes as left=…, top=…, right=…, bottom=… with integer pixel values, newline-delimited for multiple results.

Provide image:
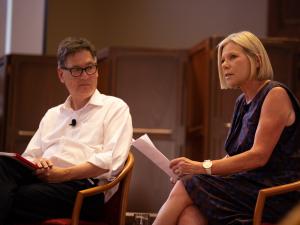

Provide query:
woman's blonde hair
left=217, top=31, right=273, bottom=89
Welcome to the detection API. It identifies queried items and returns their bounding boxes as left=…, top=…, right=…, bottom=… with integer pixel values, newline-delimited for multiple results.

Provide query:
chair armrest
left=253, top=180, right=300, bottom=225
left=71, top=152, right=134, bottom=225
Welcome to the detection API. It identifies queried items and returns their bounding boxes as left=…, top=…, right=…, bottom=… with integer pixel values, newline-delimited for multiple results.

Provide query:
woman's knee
left=167, top=180, right=193, bottom=205
left=178, top=205, right=207, bottom=225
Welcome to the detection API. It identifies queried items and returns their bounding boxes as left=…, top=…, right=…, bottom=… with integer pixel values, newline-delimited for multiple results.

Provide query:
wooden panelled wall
left=97, top=47, right=202, bottom=211
left=0, top=37, right=299, bottom=213
left=268, top=0, right=300, bottom=38
left=0, top=55, right=68, bottom=152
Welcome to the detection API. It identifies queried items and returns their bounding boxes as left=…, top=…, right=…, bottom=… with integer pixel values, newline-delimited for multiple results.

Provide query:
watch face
left=203, top=160, right=212, bottom=169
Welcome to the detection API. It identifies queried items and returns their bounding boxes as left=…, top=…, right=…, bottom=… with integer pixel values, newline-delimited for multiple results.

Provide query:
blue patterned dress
left=182, top=81, right=300, bottom=225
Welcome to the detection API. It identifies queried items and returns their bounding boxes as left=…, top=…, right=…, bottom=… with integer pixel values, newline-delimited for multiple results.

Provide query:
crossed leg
left=153, top=180, right=207, bottom=225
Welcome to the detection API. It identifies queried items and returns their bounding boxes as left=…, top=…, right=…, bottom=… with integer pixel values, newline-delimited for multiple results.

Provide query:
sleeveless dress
left=182, top=81, right=300, bottom=225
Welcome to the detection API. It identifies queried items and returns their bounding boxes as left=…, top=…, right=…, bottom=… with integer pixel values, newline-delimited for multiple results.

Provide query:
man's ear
left=57, top=68, right=65, bottom=83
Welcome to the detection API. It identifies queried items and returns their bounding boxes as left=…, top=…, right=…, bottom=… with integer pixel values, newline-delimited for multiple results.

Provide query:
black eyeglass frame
left=61, top=64, right=98, bottom=77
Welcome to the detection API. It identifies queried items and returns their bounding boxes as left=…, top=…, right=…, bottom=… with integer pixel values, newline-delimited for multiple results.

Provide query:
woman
left=153, top=31, right=300, bottom=225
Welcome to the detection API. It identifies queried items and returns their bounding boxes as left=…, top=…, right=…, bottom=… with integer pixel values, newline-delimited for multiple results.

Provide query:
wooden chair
left=17, top=152, right=134, bottom=225
left=253, top=180, right=300, bottom=225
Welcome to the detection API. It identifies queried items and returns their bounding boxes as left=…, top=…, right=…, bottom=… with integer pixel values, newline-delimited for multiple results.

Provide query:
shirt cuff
left=88, top=151, right=112, bottom=179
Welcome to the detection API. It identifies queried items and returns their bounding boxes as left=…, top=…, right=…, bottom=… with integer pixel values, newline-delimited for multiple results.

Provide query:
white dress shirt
left=22, top=89, right=133, bottom=201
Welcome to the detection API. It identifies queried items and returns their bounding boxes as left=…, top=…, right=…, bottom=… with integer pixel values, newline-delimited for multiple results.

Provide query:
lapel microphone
left=69, top=119, right=77, bottom=127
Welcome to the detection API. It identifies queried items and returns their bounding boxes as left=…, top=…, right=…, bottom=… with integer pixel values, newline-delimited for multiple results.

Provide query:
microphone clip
left=69, top=119, right=77, bottom=127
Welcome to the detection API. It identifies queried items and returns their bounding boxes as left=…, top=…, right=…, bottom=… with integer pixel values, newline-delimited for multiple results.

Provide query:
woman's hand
left=170, top=157, right=202, bottom=177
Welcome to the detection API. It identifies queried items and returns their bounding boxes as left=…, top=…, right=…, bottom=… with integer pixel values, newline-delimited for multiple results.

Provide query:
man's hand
left=35, top=166, right=70, bottom=183
left=34, top=161, right=108, bottom=183
left=34, top=158, right=53, bottom=169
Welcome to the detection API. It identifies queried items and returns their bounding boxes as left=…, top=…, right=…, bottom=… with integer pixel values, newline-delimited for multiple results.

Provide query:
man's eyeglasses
left=61, top=64, right=98, bottom=77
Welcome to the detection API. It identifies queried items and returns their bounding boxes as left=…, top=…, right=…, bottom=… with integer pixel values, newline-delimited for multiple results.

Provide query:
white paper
left=132, top=134, right=177, bottom=179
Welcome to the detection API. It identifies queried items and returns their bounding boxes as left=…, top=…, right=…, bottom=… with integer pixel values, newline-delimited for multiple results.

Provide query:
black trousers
left=0, top=157, right=104, bottom=224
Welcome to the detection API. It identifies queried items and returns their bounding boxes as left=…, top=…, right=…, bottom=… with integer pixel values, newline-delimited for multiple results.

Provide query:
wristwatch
left=202, top=160, right=212, bottom=175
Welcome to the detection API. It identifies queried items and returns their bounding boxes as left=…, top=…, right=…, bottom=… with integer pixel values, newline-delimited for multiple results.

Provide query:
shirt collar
left=61, top=89, right=104, bottom=112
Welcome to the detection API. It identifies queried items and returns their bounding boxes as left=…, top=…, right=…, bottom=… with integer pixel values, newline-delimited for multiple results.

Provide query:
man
left=0, top=37, right=132, bottom=223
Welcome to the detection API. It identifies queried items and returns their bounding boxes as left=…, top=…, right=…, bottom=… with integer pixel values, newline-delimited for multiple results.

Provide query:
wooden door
left=263, top=38, right=300, bottom=99
left=189, top=37, right=240, bottom=160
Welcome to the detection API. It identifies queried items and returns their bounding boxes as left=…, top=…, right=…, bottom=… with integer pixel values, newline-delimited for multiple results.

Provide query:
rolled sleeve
left=88, top=151, right=113, bottom=178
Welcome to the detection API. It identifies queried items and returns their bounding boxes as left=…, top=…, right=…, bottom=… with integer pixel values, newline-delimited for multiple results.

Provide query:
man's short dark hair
left=57, top=37, right=97, bottom=68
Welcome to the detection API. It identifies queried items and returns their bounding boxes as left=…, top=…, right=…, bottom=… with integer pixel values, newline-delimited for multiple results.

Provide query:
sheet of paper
left=132, top=134, right=177, bottom=179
